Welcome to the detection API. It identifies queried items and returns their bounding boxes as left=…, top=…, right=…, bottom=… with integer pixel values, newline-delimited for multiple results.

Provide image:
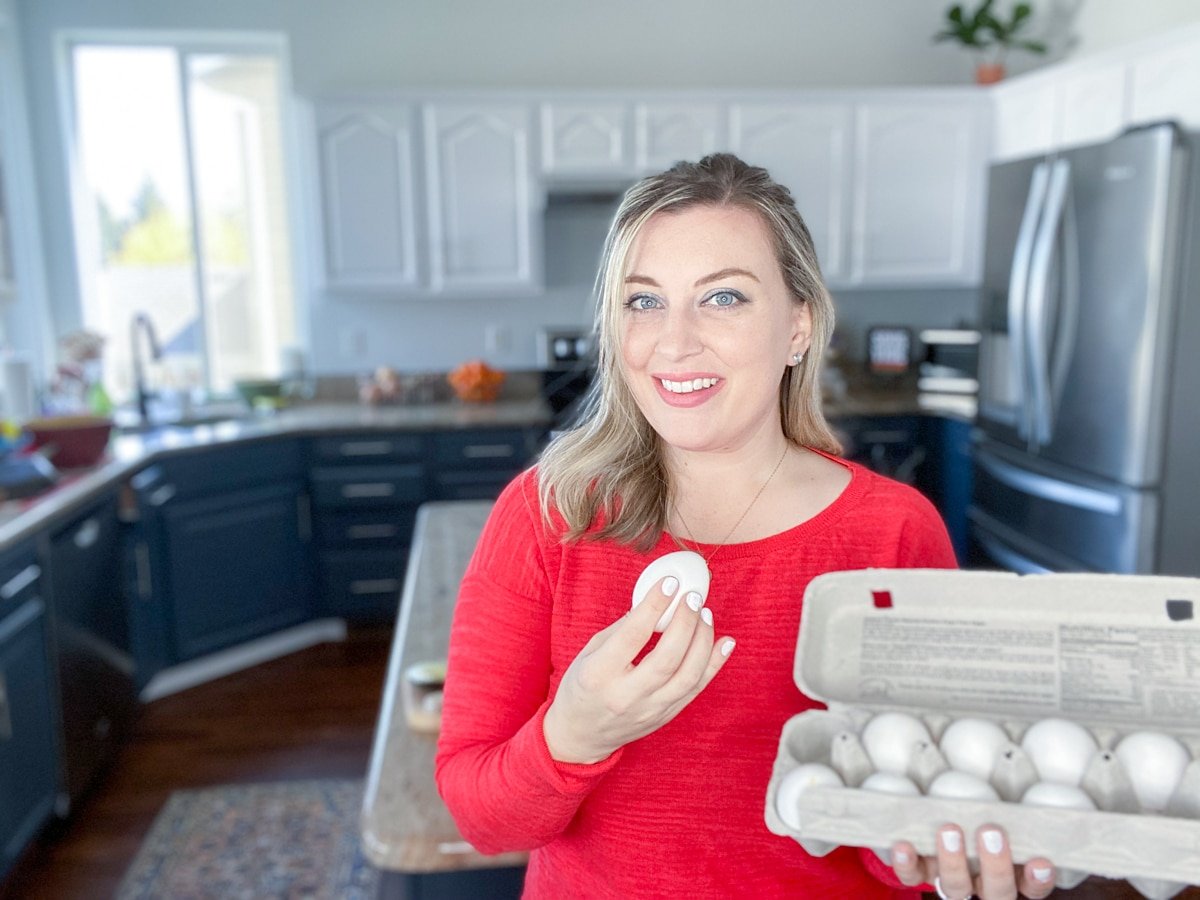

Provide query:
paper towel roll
left=1, top=355, right=36, bottom=422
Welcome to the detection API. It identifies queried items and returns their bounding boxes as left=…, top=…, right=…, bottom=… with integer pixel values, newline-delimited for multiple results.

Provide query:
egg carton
left=764, top=569, right=1200, bottom=899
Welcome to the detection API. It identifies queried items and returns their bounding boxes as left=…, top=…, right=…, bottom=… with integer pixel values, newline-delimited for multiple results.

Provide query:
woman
left=435, top=154, right=1056, bottom=899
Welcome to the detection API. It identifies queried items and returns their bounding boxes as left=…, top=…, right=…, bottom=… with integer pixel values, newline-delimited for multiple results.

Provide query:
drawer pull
left=341, top=483, right=397, bottom=499
left=463, top=444, right=515, bottom=459
left=73, top=518, right=101, bottom=549
left=149, top=484, right=177, bottom=507
left=347, top=524, right=399, bottom=540
left=0, top=564, right=40, bottom=602
left=349, top=578, right=400, bottom=595
left=339, top=441, right=394, bottom=457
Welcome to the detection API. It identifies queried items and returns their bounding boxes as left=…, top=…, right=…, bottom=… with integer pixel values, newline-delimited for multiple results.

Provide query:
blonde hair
left=537, top=153, right=841, bottom=550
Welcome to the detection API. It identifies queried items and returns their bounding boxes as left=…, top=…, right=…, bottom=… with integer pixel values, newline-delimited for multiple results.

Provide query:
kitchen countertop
left=0, top=398, right=553, bottom=552
left=360, top=500, right=527, bottom=874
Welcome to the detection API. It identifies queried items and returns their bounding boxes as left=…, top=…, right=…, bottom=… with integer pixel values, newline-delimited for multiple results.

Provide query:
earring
left=792, top=351, right=804, bottom=365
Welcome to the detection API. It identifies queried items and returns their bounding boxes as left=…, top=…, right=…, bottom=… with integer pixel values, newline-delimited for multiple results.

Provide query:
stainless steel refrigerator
left=970, top=122, right=1200, bottom=575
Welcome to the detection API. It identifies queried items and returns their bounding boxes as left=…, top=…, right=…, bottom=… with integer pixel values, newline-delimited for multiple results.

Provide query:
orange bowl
left=25, top=415, right=114, bottom=469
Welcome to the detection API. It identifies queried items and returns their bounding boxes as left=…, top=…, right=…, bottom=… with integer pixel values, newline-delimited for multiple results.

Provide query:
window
left=68, top=38, right=298, bottom=401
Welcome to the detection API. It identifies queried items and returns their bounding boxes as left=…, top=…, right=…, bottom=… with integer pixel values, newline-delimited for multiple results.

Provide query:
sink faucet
left=131, top=313, right=163, bottom=422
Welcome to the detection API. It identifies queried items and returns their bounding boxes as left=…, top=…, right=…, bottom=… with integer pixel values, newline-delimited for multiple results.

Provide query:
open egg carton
left=764, top=569, right=1200, bottom=899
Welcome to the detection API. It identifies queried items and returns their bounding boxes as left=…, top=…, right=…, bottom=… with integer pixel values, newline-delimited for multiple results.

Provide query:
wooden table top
left=360, top=500, right=528, bottom=873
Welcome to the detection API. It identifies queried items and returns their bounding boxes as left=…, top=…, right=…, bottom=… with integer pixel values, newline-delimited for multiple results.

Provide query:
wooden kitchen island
left=361, top=500, right=527, bottom=899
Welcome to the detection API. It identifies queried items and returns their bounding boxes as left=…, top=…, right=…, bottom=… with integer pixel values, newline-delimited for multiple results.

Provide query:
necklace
left=670, top=443, right=789, bottom=566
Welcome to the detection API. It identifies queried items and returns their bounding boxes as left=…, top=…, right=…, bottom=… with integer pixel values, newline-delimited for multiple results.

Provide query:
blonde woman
left=435, top=154, right=1055, bottom=900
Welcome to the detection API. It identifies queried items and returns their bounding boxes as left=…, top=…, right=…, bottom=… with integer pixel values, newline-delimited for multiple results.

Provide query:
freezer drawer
left=970, top=443, right=1157, bottom=573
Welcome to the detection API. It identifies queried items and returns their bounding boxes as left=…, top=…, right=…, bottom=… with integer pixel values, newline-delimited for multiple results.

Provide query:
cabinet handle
left=135, top=542, right=153, bottom=601
left=73, top=517, right=101, bottom=549
left=0, top=564, right=40, bottom=602
left=148, top=484, right=177, bottom=507
left=0, top=672, right=10, bottom=742
left=463, top=444, right=515, bottom=459
left=341, top=483, right=396, bottom=499
left=349, top=578, right=400, bottom=595
left=339, top=440, right=393, bottom=457
left=297, top=494, right=313, bottom=542
left=346, top=524, right=399, bottom=540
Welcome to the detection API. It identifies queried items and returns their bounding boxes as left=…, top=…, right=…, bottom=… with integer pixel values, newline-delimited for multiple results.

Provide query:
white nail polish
left=941, top=830, right=962, bottom=853
left=892, top=849, right=910, bottom=865
left=700, top=607, right=713, bottom=626
left=685, top=591, right=702, bottom=611
left=1032, top=866, right=1052, bottom=882
left=981, top=829, right=1004, bottom=854
left=662, top=576, right=678, bottom=596
left=720, top=638, right=735, bottom=657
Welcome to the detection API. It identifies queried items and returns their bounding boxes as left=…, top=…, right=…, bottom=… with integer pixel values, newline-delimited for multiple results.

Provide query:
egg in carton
left=764, top=569, right=1200, bottom=899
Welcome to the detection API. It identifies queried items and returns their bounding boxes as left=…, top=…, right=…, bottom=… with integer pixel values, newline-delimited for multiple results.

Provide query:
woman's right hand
left=542, top=575, right=735, bottom=764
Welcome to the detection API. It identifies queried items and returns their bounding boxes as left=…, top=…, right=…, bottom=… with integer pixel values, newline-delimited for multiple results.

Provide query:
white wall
left=1065, top=0, right=1200, bottom=58
left=10, top=0, right=1198, bottom=378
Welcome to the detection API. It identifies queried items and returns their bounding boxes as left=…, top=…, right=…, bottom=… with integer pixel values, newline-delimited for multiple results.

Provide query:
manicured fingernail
left=941, top=830, right=962, bottom=853
left=700, top=607, right=713, bottom=626
left=685, top=591, right=702, bottom=611
left=662, top=576, right=678, bottom=596
left=893, top=848, right=910, bottom=865
left=720, top=638, right=735, bottom=657
left=981, top=829, right=1004, bottom=854
left=1032, top=866, right=1052, bottom=882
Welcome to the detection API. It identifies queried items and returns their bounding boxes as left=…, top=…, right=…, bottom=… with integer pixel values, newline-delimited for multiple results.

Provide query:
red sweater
left=435, top=457, right=956, bottom=899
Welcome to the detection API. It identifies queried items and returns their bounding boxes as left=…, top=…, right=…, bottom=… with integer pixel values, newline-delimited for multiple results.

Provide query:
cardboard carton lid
left=797, top=569, right=1200, bottom=734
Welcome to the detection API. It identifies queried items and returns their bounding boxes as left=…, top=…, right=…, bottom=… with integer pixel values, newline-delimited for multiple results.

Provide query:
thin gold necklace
left=670, top=443, right=790, bottom=566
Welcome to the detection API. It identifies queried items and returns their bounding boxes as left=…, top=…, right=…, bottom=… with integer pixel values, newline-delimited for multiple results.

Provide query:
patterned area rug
left=117, top=779, right=380, bottom=900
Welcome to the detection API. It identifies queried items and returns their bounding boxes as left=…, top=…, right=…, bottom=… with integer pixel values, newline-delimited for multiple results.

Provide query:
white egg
left=860, top=772, right=921, bottom=796
left=928, top=770, right=1001, bottom=801
left=861, top=712, right=932, bottom=776
left=631, top=550, right=710, bottom=632
left=775, top=763, right=844, bottom=831
left=1021, top=781, right=1096, bottom=810
left=1114, top=730, right=1191, bottom=813
left=1020, top=718, right=1099, bottom=787
left=939, top=717, right=1011, bottom=781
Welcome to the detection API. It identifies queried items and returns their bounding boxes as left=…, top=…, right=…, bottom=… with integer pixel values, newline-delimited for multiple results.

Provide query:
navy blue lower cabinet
left=0, top=581, right=60, bottom=880
left=377, top=866, right=525, bottom=900
left=158, top=480, right=315, bottom=662
left=916, top=415, right=974, bottom=564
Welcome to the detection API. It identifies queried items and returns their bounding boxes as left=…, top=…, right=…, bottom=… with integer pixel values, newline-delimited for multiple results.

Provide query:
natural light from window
left=71, top=43, right=296, bottom=403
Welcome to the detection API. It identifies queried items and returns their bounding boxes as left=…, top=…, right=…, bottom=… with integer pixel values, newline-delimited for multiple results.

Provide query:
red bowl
left=24, top=416, right=114, bottom=469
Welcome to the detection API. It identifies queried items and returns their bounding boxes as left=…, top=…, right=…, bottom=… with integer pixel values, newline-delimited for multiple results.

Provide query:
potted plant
left=934, top=0, right=1047, bottom=85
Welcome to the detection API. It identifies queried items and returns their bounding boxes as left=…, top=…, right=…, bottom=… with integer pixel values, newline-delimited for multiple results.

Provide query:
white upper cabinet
left=424, top=102, right=540, bottom=292
left=1057, top=61, right=1128, bottom=150
left=992, top=77, right=1058, bottom=162
left=315, top=103, right=421, bottom=290
left=852, top=97, right=987, bottom=286
left=540, top=101, right=632, bottom=177
left=729, top=102, right=854, bottom=283
left=1128, top=30, right=1200, bottom=130
left=634, top=102, right=723, bottom=172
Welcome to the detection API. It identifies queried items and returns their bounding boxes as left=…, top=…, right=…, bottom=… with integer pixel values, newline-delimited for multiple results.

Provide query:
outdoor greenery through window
left=71, top=42, right=296, bottom=405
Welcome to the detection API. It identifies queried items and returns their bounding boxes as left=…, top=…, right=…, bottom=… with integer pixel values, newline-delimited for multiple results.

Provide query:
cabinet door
left=540, top=101, right=631, bottom=176
left=424, top=103, right=540, bottom=291
left=316, top=102, right=421, bottom=289
left=0, top=599, right=59, bottom=880
left=1057, top=62, right=1129, bottom=150
left=1128, top=32, right=1200, bottom=130
left=634, top=102, right=723, bottom=172
left=852, top=99, right=987, bottom=285
left=729, top=102, right=854, bottom=284
left=162, top=481, right=313, bottom=661
left=991, top=78, right=1059, bottom=162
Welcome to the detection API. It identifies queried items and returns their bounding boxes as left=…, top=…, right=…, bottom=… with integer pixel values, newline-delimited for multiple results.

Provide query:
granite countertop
left=360, top=500, right=527, bottom=873
left=0, top=398, right=553, bottom=553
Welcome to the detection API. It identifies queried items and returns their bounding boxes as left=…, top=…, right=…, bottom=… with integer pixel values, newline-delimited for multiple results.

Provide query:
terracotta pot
left=976, top=62, right=1006, bottom=85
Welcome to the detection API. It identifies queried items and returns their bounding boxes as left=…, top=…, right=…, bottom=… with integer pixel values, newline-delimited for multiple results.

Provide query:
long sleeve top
left=435, top=455, right=957, bottom=898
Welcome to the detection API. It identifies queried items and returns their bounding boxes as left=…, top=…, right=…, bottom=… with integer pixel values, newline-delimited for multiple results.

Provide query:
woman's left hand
left=890, top=823, right=1056, bottom=900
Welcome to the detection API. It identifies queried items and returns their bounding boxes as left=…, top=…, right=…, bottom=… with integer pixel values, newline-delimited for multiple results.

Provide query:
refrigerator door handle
left=975, top=448, right=1123, bottom=515
left=1007, top=162, right=1052, bottom=442
left=972, top=527, right=1053, bottom=574
left=1026, top=159, right=1071, bottom=449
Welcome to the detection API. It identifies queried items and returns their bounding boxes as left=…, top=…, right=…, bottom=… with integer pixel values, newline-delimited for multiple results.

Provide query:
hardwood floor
left=2, top=625, right=393, bottom=900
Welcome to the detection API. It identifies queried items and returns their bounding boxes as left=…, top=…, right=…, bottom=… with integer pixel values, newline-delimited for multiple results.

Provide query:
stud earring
left=792, top=351, right=804, bottom=365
